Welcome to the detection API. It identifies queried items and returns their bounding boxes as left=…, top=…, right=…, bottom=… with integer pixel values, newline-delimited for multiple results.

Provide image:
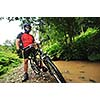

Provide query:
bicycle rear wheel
left=43, top=56, right=66, bottom=83
left=30, top=58, right=41, bottom=74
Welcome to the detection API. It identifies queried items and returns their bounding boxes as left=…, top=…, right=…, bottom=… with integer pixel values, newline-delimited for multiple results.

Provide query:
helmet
left=23, top=23, right=31, bottom=33
left=24, top=23, right=31, bottom=29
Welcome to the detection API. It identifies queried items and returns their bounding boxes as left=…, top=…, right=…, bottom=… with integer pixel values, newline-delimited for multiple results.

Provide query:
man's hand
left=16, top=49, right=23, bottom=58
left=33, top=42, right=38, bottom=49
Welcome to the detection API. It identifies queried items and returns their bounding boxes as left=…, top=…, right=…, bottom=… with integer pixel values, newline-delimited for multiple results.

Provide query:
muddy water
left=54, top=61, right=100, bottom=83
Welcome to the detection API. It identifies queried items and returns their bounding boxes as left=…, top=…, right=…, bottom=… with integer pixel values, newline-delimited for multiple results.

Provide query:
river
left=54, top=60, right=100, bottom=83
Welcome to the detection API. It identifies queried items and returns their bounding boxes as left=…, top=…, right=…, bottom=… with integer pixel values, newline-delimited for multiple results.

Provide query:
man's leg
left=22, top=58, right=29, bottom=82
left=22, top=49, right=29, bottom=82
left=24, top=58, right=28, bottom=73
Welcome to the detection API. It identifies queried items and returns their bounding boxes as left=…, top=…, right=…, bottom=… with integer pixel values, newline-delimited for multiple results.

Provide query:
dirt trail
left=0, top=64, right=56, bottom=83
left=0, top=60, right=100, bottom=83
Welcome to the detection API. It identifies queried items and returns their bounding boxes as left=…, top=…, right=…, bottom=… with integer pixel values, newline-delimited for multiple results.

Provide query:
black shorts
left=23, top=49, right=31, bottom=59
left=23, top=48, right=35, bottom=59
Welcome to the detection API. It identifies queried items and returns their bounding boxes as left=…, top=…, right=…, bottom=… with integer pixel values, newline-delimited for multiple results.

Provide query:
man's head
left=24, top=23, right=31, bottom=33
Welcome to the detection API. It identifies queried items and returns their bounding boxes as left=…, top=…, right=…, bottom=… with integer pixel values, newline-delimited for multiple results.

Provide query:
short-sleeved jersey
left=17, top=32, right=35, bottom=48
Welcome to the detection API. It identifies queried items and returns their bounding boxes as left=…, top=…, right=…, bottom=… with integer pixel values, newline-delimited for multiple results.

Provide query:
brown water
left=54, top=61, right=100, bottom=83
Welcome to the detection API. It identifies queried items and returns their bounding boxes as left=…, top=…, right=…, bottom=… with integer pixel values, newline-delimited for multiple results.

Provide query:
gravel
left=0, top=64, right=57, bottom=83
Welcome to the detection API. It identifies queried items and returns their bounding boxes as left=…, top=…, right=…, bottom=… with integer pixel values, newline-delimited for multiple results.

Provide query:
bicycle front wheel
left=43, top=56, right=66, bottom=83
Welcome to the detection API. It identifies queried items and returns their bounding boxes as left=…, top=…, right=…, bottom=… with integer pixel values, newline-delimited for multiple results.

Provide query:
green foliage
left=63, top=28, right=100, bottom=61
left=0, top=49, right=22, bottom=75
left=38, top=18, right=100, bottom=61
left=44, top=42, right=62, bottom=60
left=40, top=24, right=65, bottom=60
left=88, top=54, right=100, bottom=61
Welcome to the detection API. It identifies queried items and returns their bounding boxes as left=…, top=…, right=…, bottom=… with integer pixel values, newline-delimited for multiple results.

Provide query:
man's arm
left=16, top=38, right=23, bottom=58
left=16, top=39, right=20, bottom=50
left=16, top=32, right=23, bottom=50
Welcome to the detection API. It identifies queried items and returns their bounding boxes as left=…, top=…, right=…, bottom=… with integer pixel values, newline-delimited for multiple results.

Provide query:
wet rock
left=80, top=70, right=85, bottom=73
left=69, top=78, right=72, bottom=81
left=78, top=76, right=85, bottom=79
left=80, top=65, right=85, bottom=67
left=64, top=70, right=70, bottom=74
left=89, top=79, right=96, bottom=83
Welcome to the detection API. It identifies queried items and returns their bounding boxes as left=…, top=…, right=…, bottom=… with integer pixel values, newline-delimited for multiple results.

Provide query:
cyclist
left=16, top=23, right=47, bottom=82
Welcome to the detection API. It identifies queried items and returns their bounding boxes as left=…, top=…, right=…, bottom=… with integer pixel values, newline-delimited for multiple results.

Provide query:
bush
left=0, top=51, right=22, bottom=75
left=60, top=28, right=100, bottom=61
left=71, top=28, right=100, bottom=61
left=88, top=53, right=100, bottom=61
left=42, top=28, right=100, bottom=61
left=44, top=42, right=62, bottom=60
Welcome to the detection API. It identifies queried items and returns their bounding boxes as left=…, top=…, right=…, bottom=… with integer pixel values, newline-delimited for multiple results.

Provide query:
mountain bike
left=23, top=35, right=66, bottom=83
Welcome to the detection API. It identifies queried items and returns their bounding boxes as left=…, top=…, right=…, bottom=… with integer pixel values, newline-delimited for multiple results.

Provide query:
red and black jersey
left=17, top=32, right=35, bottom=48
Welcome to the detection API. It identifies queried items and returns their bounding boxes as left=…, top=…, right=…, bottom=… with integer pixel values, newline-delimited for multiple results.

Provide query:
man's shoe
left=22, top=72, right=29, bottom=82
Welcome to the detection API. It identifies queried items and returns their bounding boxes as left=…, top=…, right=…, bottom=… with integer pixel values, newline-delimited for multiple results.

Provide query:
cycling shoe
left=22, top=72, right=29, bottom=82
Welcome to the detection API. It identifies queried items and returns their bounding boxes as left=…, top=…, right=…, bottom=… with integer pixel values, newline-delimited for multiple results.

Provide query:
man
left=16, top=23, right=47, bottom=82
